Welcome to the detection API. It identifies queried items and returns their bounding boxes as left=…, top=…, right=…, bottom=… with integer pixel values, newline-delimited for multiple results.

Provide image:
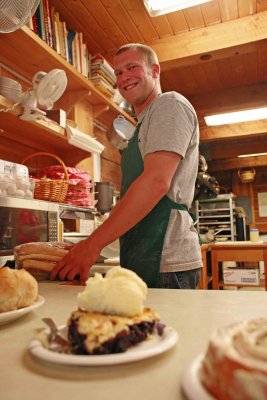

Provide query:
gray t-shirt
left=137, top=92, right=202, bottom=272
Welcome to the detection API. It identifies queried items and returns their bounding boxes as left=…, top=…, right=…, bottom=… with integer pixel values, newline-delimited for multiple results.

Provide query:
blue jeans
left=158, top=268, right=201, bottom=289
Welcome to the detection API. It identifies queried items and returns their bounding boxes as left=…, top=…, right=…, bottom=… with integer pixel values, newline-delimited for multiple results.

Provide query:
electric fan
left=0, top=0, right=40, bottom=33
left=19, top=69, right=68, bottom=121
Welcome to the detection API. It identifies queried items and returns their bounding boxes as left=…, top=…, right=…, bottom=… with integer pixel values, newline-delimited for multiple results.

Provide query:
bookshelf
left=0, top=26, right=134, bottom=126
left=0, top=26, right=135, bottom=165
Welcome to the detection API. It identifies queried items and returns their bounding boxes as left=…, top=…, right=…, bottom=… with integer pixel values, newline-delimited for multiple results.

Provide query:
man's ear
left=152, top=64, right=160, bottom=78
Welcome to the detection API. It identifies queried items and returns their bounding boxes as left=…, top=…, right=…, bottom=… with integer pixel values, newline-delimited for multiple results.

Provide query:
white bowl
left=106, top=116, right=136, bottom=150
left=113, top=116, right=135, bottom=140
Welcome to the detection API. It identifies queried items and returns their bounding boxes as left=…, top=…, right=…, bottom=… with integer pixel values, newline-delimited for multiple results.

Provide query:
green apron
left=120, top=124, right=193, bottom=288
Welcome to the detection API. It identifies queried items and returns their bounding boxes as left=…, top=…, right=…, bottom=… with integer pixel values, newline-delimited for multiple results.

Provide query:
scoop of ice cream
left=77, top=267, right=147, bottom=317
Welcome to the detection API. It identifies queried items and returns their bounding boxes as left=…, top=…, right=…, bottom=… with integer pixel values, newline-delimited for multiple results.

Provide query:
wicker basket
left=21, top=152, right=69, bottom=203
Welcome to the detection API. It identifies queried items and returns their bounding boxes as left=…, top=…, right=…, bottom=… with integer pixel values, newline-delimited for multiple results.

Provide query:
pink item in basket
left=37, top=166, right=95, bottom=207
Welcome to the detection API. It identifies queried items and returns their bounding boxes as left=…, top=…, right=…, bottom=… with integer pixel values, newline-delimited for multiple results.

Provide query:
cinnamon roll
left=200, top=318, right=267, bottom=400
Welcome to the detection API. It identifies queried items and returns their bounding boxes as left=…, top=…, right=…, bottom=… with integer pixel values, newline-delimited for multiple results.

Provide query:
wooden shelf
left=0, top=26, right=136, bottom=128
left=0, top=96, right=89, bottom=165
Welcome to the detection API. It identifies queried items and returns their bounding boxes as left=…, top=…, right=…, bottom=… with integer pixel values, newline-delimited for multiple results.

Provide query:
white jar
left=250, top=228, right=260, bottom=242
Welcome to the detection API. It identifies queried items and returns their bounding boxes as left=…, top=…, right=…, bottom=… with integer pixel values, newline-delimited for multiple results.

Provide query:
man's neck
left=134, top=88, right=162, bottom=115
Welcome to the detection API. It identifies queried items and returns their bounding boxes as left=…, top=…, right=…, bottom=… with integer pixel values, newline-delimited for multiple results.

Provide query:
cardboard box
left=223, top=268, right=260, bottom=286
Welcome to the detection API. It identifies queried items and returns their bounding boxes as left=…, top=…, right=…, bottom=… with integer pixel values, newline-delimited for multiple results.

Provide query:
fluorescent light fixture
left=204, top=107, right=267, bottom=126
left=238, top=152, right=267, bottom=158
left=144, top=0, right=213, bottom=16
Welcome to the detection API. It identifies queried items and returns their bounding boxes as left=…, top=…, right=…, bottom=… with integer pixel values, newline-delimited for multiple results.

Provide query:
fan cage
left=0, top=0, right=40, bottom=33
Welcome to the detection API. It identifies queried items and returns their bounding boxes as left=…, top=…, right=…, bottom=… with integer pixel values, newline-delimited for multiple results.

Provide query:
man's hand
left=49, top=238, right=101, bottom=284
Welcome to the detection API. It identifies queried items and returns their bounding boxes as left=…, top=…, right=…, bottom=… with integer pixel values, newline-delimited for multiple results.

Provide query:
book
left=67, top=30, right=76, bottom=66
left=57, top=16, right=66, bottom=59
left=32, top=13, right=38, bottom=34
left=91, top=64, right=116, bottom=86
left=43, top=0, right=53, bottom=48
left=91, top=76, right=116, bottom=97
left=88, top=52, right=92, bottom=79
left=42, top=0, right=49, bottom=46
left=91, top=68, right=116, bottom=87
left=50, top=6, right=60, bottom=53
left=63, top=21, right=69, bottom=62
left=91, top=72, right=115, bottom=89
left=91, top=54, right=115, bottom=79
left=82, top=43, right=89, bottom=77
left=93, top=84, right=115, bottom=98
left=35, top=2, right=46, bottom=42
left=73, top=33, right=81, bottom=73
left=78, top=32, right=84, bottom=75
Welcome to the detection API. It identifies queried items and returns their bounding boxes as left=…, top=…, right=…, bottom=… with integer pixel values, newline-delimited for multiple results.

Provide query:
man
left=50, top=44, right=202, bottom=288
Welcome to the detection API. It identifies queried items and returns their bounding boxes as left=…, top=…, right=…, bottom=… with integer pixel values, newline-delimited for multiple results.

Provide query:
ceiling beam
left=150, top=11, right=267, bottom=70
left=161, top=42, right=264, bottom=71
left=191, top=83, right=267, bottom=116
left=202, top=138, right=267, bottom=161
left=209, top=156, right=267, bottom=172
left=200, top=120, right=267, bottom=142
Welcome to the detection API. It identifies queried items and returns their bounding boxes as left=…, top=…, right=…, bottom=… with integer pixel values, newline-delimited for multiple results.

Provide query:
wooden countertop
left=2, top=282, right=267, bottom=400
left=211, top=241, right=266, bottom=248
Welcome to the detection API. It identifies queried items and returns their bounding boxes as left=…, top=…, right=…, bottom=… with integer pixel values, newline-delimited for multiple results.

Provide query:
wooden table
left=2, top=282, right=267, bottom=400
left=210, top=242, right=267, bottom=290
left=198, top=244, right=211, bottom=289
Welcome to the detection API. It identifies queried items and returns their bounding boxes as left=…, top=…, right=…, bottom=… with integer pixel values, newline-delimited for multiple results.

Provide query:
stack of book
left=28, top=0, right=91, bottom=78
left=90, top=55, right=116, bottom=99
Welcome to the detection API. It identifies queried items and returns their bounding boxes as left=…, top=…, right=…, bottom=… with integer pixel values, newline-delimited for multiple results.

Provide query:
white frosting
left=77, top=267, right=147, bottom=317
left=201, top=318, right=267, bottom=400
left=212, top=318, right=267, bottom=372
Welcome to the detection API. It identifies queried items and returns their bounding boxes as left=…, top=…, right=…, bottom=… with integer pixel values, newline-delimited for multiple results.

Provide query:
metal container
left=94, top=182, right=114, bottom=214
left=106, top=116, right=136, bottom=150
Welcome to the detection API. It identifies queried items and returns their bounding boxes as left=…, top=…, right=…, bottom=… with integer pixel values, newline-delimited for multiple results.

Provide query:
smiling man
left=51, top=44, right=202, bottom=288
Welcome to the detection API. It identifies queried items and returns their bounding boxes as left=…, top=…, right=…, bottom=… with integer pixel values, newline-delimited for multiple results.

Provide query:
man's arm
left=50, top=150, right=182, bottom=282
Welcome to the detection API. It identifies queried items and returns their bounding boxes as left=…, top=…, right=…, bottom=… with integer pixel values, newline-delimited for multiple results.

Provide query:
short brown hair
left=115, top=43, right=159, bottom=67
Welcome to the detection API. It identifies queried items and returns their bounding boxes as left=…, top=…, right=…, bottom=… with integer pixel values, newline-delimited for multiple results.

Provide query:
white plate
left=215, top=237, right=228, bottom=242
left=29, top=325, right=178, bottom=366
left=182, top=354, right=215, bottom=400
left=0, top=295, right=45, bottom=325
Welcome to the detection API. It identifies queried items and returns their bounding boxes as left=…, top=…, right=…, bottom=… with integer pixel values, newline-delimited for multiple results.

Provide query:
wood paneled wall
left=252, top=168, right=267, bottom=233
left=232, top=167, right=267, bottom=233
left=93, top=126, right=121, bottom=192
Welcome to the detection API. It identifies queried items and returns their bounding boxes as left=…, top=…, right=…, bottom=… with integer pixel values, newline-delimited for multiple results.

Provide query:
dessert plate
left=0, top=295, right=45, bottom=325
left=182, top=354, right=215, bottom=400
left=28, top=325, right=178, bottom=366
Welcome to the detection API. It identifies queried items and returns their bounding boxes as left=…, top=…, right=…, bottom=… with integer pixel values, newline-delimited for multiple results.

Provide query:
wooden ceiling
left=51, top=0, right=267, bottom=174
